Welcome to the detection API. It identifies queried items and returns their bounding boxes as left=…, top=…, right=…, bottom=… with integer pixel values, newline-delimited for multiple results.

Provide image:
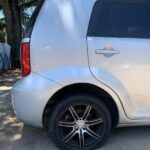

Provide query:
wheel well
left=43, top=83, right=119, bottom=128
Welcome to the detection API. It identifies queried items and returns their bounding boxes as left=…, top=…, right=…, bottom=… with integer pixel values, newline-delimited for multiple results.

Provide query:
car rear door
left=87, top=0, right=150, bottom=119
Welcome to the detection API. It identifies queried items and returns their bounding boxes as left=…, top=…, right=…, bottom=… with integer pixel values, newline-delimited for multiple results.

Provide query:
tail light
left=21, top=42, right=31, bottom=77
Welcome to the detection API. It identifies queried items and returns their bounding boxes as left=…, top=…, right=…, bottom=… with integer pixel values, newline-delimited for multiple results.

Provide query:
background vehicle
left=12, top=0, right=150, bottom=149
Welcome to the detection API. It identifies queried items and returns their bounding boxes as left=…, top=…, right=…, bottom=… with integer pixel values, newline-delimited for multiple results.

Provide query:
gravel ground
left=1, top=70, right=150, bottom=150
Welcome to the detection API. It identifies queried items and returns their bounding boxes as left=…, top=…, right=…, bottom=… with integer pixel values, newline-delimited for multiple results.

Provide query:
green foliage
left=0, top=0, right=38, bottom=42
left=21, top=6, right=36, bottom=32
left=19, top=0, right=38, bottom=32
left=18, top=0, right=38, bottom=6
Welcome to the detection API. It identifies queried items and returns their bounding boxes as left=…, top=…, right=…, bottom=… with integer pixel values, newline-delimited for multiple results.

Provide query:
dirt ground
left=0, top=70, right=57, bottom=150
left=1, top=70, right=150, bottom=150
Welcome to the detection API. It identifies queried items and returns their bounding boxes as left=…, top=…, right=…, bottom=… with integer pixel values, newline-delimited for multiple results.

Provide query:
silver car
left=12, top=0, right=150, bottom=149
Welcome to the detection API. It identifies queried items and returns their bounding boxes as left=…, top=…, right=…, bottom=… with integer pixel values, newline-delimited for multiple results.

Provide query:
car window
left=88, top=0, right=150, bottom=39
left=111, top=2, right=150, bottom=38
left=87, top=1, right=103, bottom=36
left=87, top=1, right=111, bottom=37
left=96, top=2, right=111, bottom=37
left=24, top=0, right=45, bottom=38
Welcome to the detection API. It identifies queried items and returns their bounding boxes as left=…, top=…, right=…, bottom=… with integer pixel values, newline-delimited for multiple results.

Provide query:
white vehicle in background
left=12, top=0, right=150, bottom=149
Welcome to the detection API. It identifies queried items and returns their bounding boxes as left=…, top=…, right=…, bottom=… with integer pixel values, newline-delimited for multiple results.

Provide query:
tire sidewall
left=48, top=93, right=112, bottom=150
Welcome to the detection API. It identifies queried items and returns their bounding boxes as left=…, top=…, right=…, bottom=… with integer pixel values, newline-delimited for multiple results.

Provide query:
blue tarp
left=0, top=44, right=11, bottom=70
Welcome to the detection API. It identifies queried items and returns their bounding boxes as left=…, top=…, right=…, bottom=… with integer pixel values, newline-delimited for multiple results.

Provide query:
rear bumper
left=12, top=72, right=62, bottom=127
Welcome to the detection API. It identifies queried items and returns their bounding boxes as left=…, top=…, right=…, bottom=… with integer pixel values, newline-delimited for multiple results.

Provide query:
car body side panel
left=12, top=71, right=150, bottom=128
left=12, top=72, right=63, bottom=127
left=30, top=0, right=129, bottom=119
left=30, top=0, right=95, bottom=76
left=87, top=37, right=150, bottom=119
left=29, top=0, right=134, bottom=119
left=12, top=71, right=127, bottom=127
left=14, top=0, right=150, bottom=127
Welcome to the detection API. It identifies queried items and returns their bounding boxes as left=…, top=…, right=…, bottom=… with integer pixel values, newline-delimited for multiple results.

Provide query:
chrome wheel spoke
left=79, top=129, right=85, bottom=149
left=63, top=129, right=77, bottom=143
left=86, top=127, right=100, bottom=139
left=69, top=106, right=79, bottom=121
left=58, top=121, right=75, bottom=128
left=82, top=105, right=91, bottom=120
left=86, top=118, right=103, bottom=126
left=59, top=104, right=103, bottom=148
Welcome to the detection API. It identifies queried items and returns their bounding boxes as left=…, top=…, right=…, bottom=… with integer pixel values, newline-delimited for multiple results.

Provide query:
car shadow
left=10, top=125, right=150, bottom=150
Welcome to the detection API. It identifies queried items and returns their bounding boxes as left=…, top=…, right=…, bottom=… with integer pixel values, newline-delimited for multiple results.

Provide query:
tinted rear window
left=24, top=0, right=45, bottom=38
left=88, top=0, right=150, bottom=39
left=96, top=1, right=111, bottom=37
left=111, top=2, right=150, bottom=38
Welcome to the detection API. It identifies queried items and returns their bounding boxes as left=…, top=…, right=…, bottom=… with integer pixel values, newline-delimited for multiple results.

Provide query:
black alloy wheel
left=48, top=94, right=112, bottom=150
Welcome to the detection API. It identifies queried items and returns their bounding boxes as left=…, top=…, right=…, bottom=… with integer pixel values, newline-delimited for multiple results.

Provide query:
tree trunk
left=1, top=0, right=22, bottom=68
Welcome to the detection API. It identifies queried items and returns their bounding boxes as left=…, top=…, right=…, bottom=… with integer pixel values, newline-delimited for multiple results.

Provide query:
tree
left=0, top=18, right=6, bottom=43
left=1, top=0, right=22, bottom=67
left=0, top=0, right=39, bottom=68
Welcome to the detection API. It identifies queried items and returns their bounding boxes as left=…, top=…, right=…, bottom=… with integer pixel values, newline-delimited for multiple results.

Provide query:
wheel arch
left=43, top=83, right=119, bottom=128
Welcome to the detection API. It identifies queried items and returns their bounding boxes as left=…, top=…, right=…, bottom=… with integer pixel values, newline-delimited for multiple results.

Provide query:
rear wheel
left=48, top=94, right=112, bottom=150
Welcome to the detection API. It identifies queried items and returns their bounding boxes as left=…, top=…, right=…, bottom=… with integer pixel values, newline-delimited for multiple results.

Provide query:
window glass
left=87, top=1, right=102, bottom=36
left=87, top=1, right=111, bottom=37
left=96, top=2, right=111, bottom=37
left=111, top=2, right=150, bottom=38
left=24, top=0, right=45, bottom=38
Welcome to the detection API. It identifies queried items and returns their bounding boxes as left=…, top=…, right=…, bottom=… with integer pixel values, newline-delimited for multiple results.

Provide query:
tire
left=48, top=93, right=112, bottom=150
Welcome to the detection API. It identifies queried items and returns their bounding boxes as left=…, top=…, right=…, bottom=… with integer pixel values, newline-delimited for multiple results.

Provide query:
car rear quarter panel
left=29, top=0, right=133, bottom=125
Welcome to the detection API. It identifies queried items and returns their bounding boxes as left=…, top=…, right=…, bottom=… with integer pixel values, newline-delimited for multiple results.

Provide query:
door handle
left=95, top=49, right=120, bottom=55
left=95, top=45, right=119, bottom=55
